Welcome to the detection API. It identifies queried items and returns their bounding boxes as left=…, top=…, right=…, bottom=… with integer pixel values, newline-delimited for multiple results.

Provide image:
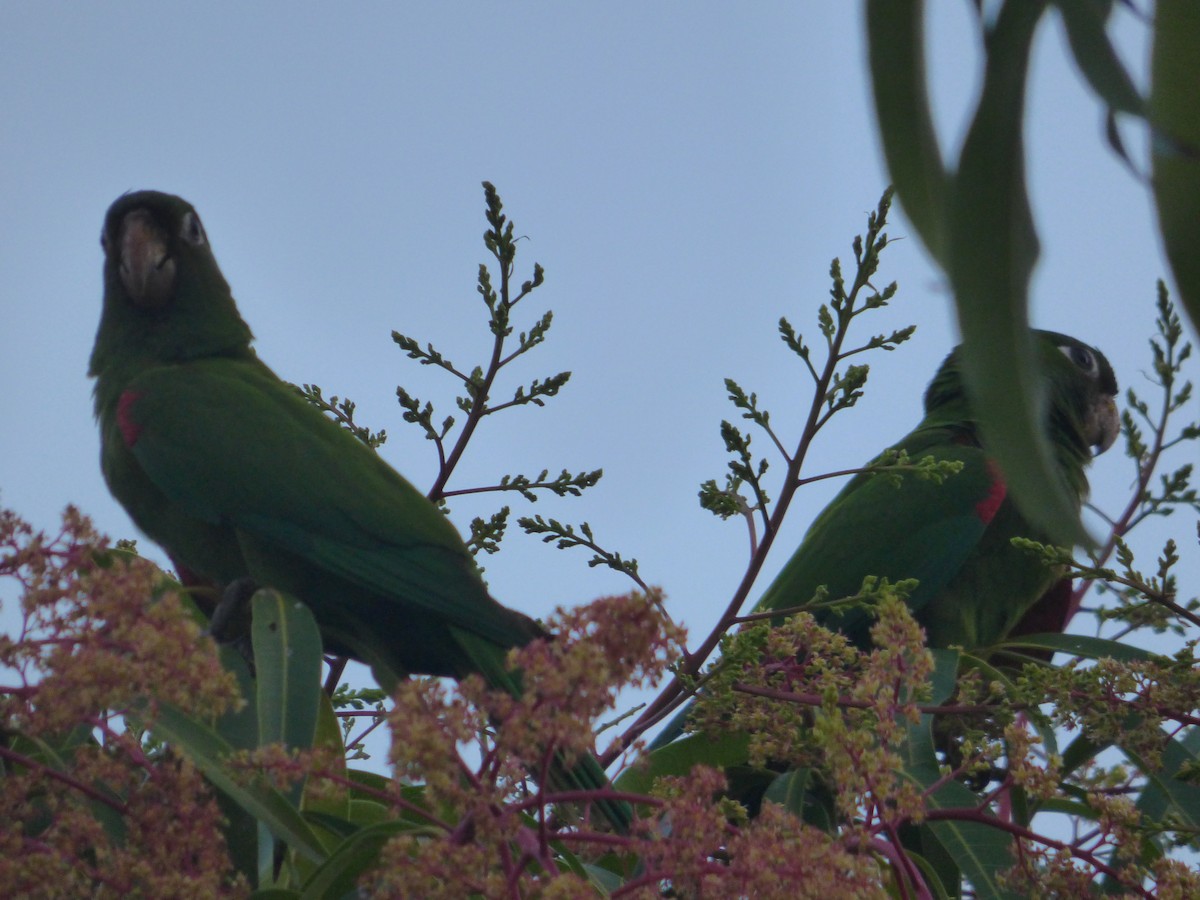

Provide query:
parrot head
left=1037, top=330, right=1120, bottom=457
left=90, top=191, right=254, bottom=383
left=923, top=329, right=1119, bottom=473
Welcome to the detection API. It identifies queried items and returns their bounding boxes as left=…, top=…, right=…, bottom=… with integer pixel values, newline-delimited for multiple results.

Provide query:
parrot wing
left=118, top=357, right=535, bottom=651
left=755, top=426, right=1005, bottom=648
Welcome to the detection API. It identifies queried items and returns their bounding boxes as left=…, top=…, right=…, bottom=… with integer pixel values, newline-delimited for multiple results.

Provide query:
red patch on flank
left=117, top=390, right=145, bottom=447
left=974, top=459, right=1007, bottom=525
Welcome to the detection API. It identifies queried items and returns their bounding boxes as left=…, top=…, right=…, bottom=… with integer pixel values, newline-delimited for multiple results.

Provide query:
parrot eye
left=180, top=211, right=207, bottom=247
left=1059, top=343, right=1097, bottom=376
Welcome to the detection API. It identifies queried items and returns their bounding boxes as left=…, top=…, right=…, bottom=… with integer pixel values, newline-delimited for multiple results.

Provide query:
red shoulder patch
left=974, top=459, right=1007, bottom=525
left=117, top=390, right=145, bottom=447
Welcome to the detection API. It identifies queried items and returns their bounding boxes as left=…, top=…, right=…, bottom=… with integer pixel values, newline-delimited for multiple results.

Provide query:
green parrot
left=89, top=190, right=628, bottom=831
left=755, top=328, right=1119, bottom=650
left=654, top=329, right=1119, bottom=752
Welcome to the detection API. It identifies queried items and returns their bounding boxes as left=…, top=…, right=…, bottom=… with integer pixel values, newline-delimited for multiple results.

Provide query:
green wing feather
left=755, top=426, right=999, bottom=647
left=122, top=358, right=538, bottom=659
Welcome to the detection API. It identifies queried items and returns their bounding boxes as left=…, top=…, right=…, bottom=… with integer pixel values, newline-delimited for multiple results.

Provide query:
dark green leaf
left=949, top=2, right=1088, bottom=546
left=145, top=701, right=328, bottom=864
left=1150, top=1, right=1200, bottom=333
left=865, top=0, right=950, bottom=263
left=615, top=731, right=752, bottom=795
left=298, top=821, right=434, bottom=900
left=252, top=591, right=323, bottom=755
left=1054, top=0, right=1145, bottom=115
left=903, top=651, right=1022, bottom=899
left=995, top=632, right=1165, bottom=663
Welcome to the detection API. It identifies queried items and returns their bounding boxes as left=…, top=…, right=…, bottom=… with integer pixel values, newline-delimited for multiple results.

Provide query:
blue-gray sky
left=1, top=5, right=1194, bottom=717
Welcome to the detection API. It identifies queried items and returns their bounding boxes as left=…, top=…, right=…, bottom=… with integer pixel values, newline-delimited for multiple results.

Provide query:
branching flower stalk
left=1069, top=280, right=1199, bottom=623
left=619, top=187, right=915, bottom=750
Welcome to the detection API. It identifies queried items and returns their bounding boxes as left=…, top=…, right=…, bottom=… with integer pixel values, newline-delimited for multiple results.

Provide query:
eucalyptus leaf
left=1054, top=0, right=1144, bottom=115
left=1150, top=0, right=1200, bottom=332
left=865, top=0, right=949, bottom=264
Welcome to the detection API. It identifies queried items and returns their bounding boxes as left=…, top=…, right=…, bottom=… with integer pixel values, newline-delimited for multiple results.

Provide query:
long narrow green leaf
left=1091, top=733, right=1200, bottom=891
left=902, top=651, right=1022, bottom=899
left=763, top=767, right=835, bottom=831
left=926, top=649, right=960, bottom=708
left=252, top=590, right=323, bottom=754
left=298, top=821, right=433, bottom=900
left=210, top=645, right=263, bottom=884
left=615, top=731, right=751, bottom=795
left=901, top=841, right=956, bottom=900
left=995, top=632, right=1164, bottom=663
left=865, top=0, right=950, bottom=264
left=216, top=643, right=261, bottom=751
left=302, top=690, right=352, bottom=826
left=249, top=591, right=324, bottom=880
left=1053, top=0, right=1144, bottom=115
left=146, top=700, right=328, bottom=864
left=1150, top=0, right=1200, bottom=333
left=949, top=1, right=1086, bottom=548
left=1129, top=733, right=1200, bottom=832
left=580, top=863, right=626, bottom=894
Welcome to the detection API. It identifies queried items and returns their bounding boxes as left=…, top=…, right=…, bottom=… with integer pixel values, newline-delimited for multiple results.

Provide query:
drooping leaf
left=1054, top=0, right=1144, bottom=115
left=865, top=0, right=950, bottom=264
left=144, top=700, right=328, bottom=864
left=1150, top=0, right=1200, bottom=332
left=949, top=2, right=1090, bottom=548
left=995, top=632, right=1165, bottom=663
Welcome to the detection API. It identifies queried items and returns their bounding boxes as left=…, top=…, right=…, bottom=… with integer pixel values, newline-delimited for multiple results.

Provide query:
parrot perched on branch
left=756, top=328, right=1120, bottom=651
left=653, top=328, right=1120, bottom=763
left=89, top=190, right=629, bottom=831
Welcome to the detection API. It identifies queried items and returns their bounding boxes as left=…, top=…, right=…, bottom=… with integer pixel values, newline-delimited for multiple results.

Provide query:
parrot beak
left=1089, top=395, right=1120, bottom=455
left=118, top=209, right=176, bottom=308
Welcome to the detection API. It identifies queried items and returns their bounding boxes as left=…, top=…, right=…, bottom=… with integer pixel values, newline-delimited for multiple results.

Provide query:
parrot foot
left=204, top=577, right=259, bottom=675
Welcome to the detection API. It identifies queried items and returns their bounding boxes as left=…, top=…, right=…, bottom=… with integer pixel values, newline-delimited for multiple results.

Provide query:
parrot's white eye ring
left=1060, top=344, right=1097, bottom=376
left=180, top=211, right=207, bottom=247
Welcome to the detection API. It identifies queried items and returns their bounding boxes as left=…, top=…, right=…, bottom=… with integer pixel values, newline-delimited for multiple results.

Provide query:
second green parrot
left=655, top=328, right=1119, bottom=754
left=757, top=329, right=1119, bottom=650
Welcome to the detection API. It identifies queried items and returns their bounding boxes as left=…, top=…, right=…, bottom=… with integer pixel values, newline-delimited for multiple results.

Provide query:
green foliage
left=302, top=181, right=599, bottom=563
left=625, top=200, right=1200, bottom=897
left=1151, top=0, right=1200, bottom=331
